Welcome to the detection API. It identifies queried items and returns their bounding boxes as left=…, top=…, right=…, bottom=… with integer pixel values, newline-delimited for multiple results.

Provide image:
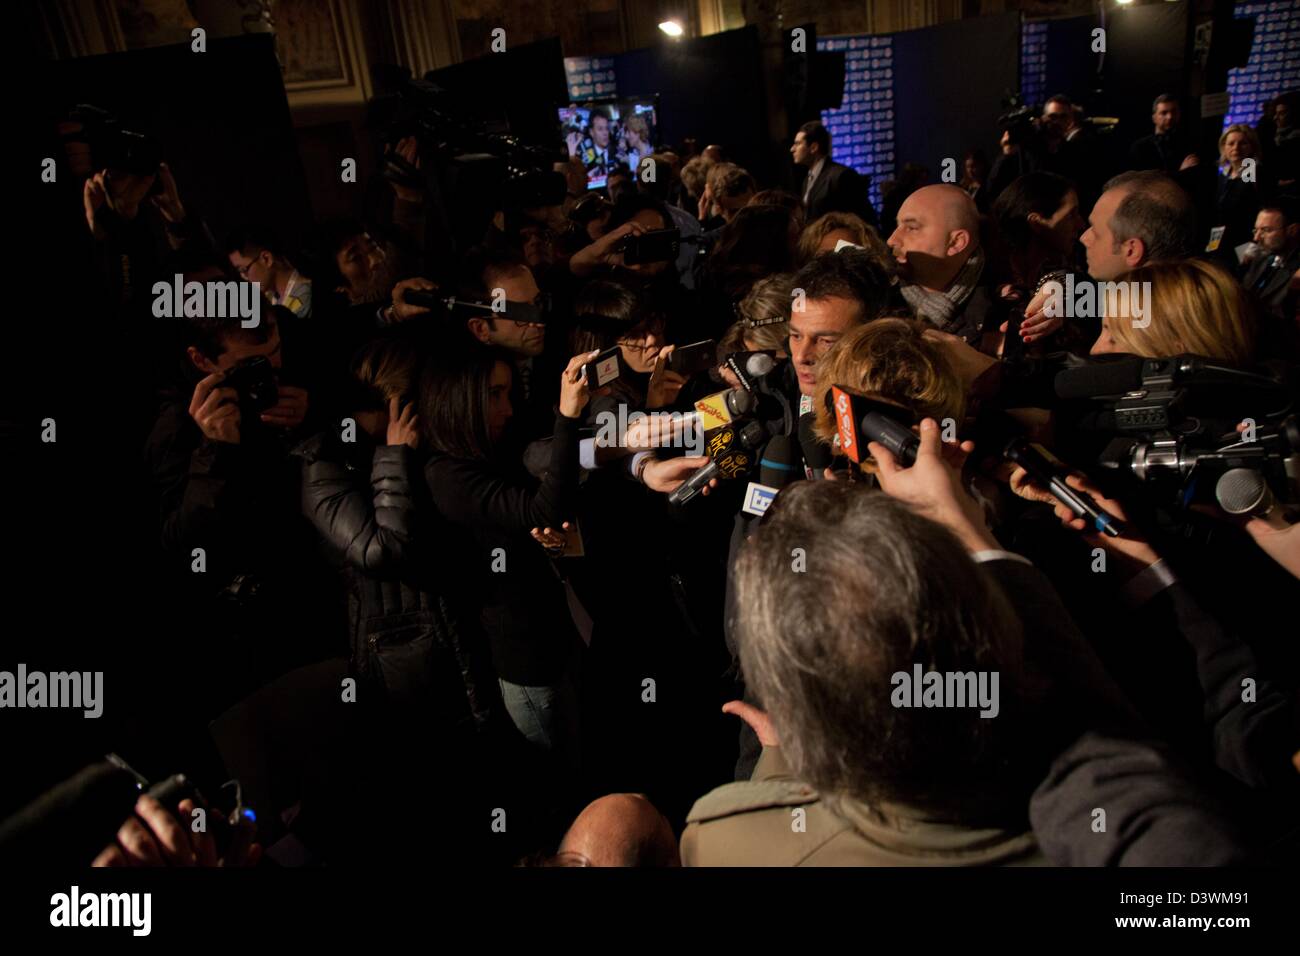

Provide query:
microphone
left=0, top=761, right=143, bottom=868
left=744, top=434, right=798, bottom=516
left=1003, top=437, right=1124, bottom=537
left=797, top=412, right=833, bottom=478
left=1216, top=468, right=1278, bottom=520
left=830, top=385, right=919, bottom=466
left=693, top=386, right=757, bottom=433
left=724, top=351, right=777, bottom=392
left=759, top=434, right=799, bottom=488
left=670, top=420, right=767, bottom=506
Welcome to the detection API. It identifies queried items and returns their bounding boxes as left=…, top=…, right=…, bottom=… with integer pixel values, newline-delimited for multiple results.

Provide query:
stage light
left=659, top=20, right=684, bottom=37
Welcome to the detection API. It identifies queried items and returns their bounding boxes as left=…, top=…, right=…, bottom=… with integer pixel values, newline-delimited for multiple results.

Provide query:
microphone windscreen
left=1054, top=357, right=1144, bottom=399
left=745, top=352, right=777, bottom=379
left=759, top=434, right=799, bottom=488
left=1216, top=468, right=1273, bottom=516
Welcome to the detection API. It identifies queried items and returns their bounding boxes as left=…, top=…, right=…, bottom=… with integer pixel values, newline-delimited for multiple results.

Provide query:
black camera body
left=1058, top=355, right=1300, bottom=508
left=66, top=104, right=163, bottom=177
left=222, top=356, right=279, bottom=414
left=620, top=228, right=681, bottom=266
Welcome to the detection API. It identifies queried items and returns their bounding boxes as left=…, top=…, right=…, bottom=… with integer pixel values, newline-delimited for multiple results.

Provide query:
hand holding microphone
left=871, top=418, right=995, bottom=554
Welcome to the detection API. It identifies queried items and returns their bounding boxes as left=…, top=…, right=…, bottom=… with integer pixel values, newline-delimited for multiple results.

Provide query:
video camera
left=1055, top=355, right=1300, bottom=509
left=997, top=92, right=1041, bottom=146
left=381, top=79, right=566, bottom=208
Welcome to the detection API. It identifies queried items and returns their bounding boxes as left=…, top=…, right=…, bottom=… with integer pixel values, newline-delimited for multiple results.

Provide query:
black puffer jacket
left=293, top=429, right=499, bottom=732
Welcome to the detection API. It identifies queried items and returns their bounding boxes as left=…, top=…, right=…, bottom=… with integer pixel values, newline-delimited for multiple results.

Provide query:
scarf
left=900, top=250, right=985, bottom=332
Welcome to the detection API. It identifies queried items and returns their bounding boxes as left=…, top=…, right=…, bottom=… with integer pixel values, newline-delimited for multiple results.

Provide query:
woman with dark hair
left=295, top=333, right=499, bottom=730
left=697, top=203, right=800, bottom=337
left=569, top=279, right=688, bottom=417
left=421, top=342, right=597, bottom=768
left=293, top=332, right=521, bottom=861
left=988, top=171, right=1085, bottom=295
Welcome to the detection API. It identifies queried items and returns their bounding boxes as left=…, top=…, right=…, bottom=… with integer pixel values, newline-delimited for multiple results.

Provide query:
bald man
left=556, top=793, right=680, bottom=866
left=887, top=184, right=1003, bottom=345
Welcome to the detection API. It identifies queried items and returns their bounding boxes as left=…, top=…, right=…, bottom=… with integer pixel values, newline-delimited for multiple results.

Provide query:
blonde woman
left=1090, top=259, right=1256, bottom=366
left=1216, top=123, right=1265, bottom=255
left=797, top=211, right=893, bottom=271
left=811, top=317, right=966, bottom=449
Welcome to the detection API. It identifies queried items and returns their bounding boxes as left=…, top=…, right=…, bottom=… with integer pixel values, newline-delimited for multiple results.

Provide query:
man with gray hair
left=681, top=420, right=1245, bottom=866
left=1080, top=170, right=1199, bottom=280
left=1010, top=170, right=1200, bottom=341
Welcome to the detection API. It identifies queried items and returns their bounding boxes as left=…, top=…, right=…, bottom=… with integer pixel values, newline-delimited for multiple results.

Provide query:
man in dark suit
left=1241, top=201, right=1300, bottom=320
left=791, top=120, right=878, bottom=229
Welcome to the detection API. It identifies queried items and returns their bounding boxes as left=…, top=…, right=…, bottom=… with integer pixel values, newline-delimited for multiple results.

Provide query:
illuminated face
left=335, top=233, right=386, bottom=298
left=617, top=324, right=663, bottom=374
left=1252, top=210, right=1289, bottom=254
left=1081, top=187, right=1135, bottom=281
left=1223, top=131, right=1252, bottom=166
left=477, top=266, right=546, bottom=357
left=788, top=296, right=859, bottom=395
left=790, top=131, right=815, bottom=166
left=591, top=115, right=611, bottom=149
left=229, top=248, right=275, bottom=291
left=192, top=316, right=282, bottom=375
left=1152, top=100, right=1179, bottom=134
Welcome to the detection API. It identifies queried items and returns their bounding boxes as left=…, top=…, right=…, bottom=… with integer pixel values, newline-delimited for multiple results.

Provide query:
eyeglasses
left=235, top=258, right=260, bottom=278
left=616, top=340, right=658, bottom=355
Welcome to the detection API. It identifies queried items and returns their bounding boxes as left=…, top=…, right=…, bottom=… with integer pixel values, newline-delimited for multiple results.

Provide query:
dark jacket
left=294, top=430, right=498, bottom=730
left=1241, top=244, right=1300, bottom=320
left=424, top=413, right=584, bottom=686
left=800, top=160, right=878, bottom=228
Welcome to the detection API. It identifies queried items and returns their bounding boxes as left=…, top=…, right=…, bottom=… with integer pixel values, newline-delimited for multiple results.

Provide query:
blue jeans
left=498, top=669, right=580, bottom=771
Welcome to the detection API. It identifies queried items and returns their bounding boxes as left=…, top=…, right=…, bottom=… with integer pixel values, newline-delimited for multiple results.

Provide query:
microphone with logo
left=669, top=420, right=768, bottom=506
left=740, top=434, right=800, bottom=517
left=830, top=385, right=921, bottom=467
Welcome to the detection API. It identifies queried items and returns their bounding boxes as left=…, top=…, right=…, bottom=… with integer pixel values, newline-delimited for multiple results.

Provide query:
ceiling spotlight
left=659, top=20, right=684, bottom=37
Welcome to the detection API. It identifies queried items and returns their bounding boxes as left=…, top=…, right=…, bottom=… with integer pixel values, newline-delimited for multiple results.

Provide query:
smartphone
left=582, top=346, right=624, bottom=388
left=621, top=228, right=681, bottom=265
left=667, top=339, right=717, bottom=376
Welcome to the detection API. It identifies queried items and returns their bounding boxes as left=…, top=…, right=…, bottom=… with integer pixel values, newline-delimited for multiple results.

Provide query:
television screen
left=559, top=98, right=659, bottom=190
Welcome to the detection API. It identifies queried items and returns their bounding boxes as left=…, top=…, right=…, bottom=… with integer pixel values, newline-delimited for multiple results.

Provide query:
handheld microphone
left=830, top=385, right=919, bottom=466
left=797, top=412, right=833, bottom=479
left=744, top=434, right=798, bottom=516
left=670, top=420, right=766, bottom=506
left=0, top=761, right=143, bottom=868
left=724, top=351, right=777, bottom=392
left=1215, top=467, right=1278, bottom=520
left=693, top=386, right=757, bottom=433
left=1003, top=437, right=1124, bottom=537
